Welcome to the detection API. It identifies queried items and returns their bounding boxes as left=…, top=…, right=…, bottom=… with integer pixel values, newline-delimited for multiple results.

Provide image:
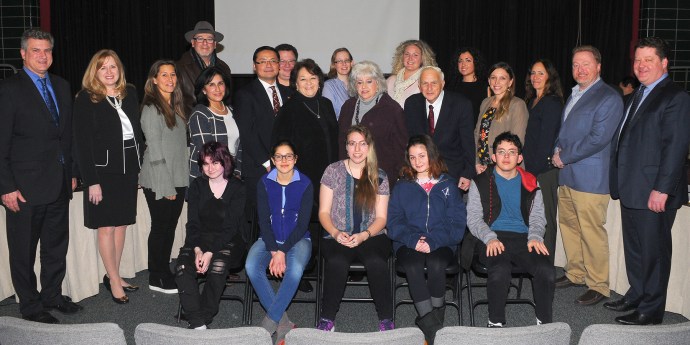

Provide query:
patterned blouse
left=477, top=107, right=497, bottom=165
left=320, top=160, right=389, bottom=237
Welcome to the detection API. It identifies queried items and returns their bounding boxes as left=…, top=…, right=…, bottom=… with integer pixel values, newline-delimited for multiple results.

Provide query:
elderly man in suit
left=404, top=66, right=475, bottom=191
left=551, top=45, right=623, bottom=306
left=607, top=37, right=690, bottom=325
left=176, top=21, right=232, bottom=115
left=0, top=29, right=82, bottom=323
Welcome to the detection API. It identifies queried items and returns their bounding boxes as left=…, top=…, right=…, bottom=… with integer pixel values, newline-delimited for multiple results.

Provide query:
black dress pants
left=144, top=187, right=186, bottom=282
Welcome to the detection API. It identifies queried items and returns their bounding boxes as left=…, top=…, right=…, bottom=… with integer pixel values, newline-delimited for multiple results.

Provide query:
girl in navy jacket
left=387, top=135, right=466, bottom=344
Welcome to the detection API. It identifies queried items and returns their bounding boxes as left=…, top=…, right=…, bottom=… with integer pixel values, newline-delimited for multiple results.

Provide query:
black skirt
left=84, top=141, right=140, bottom=229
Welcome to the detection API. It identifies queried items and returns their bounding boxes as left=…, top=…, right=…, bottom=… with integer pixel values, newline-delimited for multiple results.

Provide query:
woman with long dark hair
left=139, top=60, right=189, bottom=293
left=448, top=47, right=489, bottom=126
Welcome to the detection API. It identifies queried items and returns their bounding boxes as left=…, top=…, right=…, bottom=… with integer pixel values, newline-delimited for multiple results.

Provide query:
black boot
left=415, top=311, right=443, bottom=345
left=432, top=306, right=445, bottom=326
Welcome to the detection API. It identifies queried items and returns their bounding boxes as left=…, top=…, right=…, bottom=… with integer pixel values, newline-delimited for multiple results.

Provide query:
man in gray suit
left=551, top=45, right=623, bottom=306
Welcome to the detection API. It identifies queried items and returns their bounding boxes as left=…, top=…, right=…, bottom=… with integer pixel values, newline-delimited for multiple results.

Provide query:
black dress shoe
left=615, top=311, right=663, bottom=325
left=23, top=311, right=59, bottom=324
left=604, top=298, right=638, bottom=312
left=576, top=290, right=606, bottom=306
left=555, top=275, right=583, bottom=289
left=105, top=274, right=139, bottom=292
left=297, top=280, right=313, bottom=293
left=112, top=294, right=129, bottom=304
left=44, top=296, right=84, bottom=314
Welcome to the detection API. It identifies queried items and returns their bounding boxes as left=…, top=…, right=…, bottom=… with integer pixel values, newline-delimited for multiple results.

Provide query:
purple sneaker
left=378, top=318, right=395, bottom=331
left=316, top=318, right=335, bottom=332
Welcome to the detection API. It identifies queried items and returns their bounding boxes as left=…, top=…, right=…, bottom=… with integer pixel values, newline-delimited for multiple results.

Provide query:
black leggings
left=396, top=246, right=454, bottom=303
left=320, top=235, right=393, bottom=320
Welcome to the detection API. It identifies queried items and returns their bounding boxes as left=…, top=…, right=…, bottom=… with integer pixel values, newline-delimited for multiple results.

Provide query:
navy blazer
left=404, top=91, right=475, bottom=180
left=0, top=69, right=73, bottom=205
left=610, top=77, right=690, bottom=209
left=554, top=79, right=623, bottom=194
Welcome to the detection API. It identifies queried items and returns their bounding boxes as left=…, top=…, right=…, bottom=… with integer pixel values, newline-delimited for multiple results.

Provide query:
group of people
left=1, top=19, right=689, bottom=345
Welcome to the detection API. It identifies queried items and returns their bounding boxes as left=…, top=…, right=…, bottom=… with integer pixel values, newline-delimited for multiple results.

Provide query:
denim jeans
left=245, top=238, right=311, bottom=322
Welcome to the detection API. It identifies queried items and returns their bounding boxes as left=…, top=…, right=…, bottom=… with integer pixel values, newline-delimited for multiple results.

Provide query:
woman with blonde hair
left=74, top=49, right=144, bottom=304
left=474, top=62, right=528, bottom=175
left=317, top=125, right=394, bottom=332
left=139, top=60, right=189, bottom=294
left=386, top=40, right=438, bottom=108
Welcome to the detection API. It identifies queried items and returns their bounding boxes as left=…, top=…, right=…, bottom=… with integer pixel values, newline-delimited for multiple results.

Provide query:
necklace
left=302, top=101, right=320, bottom=119
left=354, top=95, right=380, bottom=125
left=105, top=94, right=122, bottom=110
left=346, top=159, right=364, bottom=179
left=209, top=102, right=226, bottom=113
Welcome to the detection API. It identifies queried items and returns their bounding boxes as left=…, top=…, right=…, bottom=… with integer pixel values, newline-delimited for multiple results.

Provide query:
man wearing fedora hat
left=176, top=20, right=233, bottom=115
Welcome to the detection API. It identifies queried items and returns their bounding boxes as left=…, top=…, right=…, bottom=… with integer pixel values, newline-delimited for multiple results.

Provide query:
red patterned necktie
left=270, top=85, right=280, bottom=115
left=428, top=104, right=435, bottom=135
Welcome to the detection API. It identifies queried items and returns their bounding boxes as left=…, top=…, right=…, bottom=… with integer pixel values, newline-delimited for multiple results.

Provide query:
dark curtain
left=421, top=0, right=633, bottom=98
left=50, top=0, right=214, bottom=98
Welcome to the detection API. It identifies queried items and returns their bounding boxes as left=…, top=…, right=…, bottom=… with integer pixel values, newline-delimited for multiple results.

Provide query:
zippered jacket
left=387, top=174, right=466, bottom=253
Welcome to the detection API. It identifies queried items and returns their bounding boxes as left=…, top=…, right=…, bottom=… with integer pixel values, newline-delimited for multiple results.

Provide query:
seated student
left=174, top=142, right=246, bottom=330
left=466, top=131, right=555, bottom=327
left=318, top=125, right=394, bottom=332
left=387, top=135, right=466, bottom=344
left=245, top=140, right=313, bottom=344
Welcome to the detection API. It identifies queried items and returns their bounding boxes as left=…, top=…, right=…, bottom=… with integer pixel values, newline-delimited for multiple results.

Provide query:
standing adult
left=188, top=66, right=241, bottom=185
left=323, top=47, right=354, bottom=120
left=235, top=46, right=293, bottom=207
left=607, top=37, right=690, bottom=325
left=404, top=66, right=475, bottom=191
left=74, top=49, right=144, bottom=304
left=552, top=46, right=623, bottom=306
left=474, top=62, right=529, bottom=176
left=276, top=43, right=298, bottom=88
left=386, top=40, right=438, bottom=108
left=448, top=47, right=489, bottom=126
left=522, top=58, right=564, bottom=262
left=0, top=29, right=82, bottom=323
left=338, top=61, right=407, bottom=187
left=176, top=21, right=232, bottom=115
left=139, top=60, right=189, bottom=294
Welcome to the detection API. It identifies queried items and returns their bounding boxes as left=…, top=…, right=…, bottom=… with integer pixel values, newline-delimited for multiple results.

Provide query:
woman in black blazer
left=73, top=49, right=144, bottom=304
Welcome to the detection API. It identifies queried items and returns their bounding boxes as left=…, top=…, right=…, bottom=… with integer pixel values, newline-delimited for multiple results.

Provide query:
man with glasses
left=466, top=131, right=554, bottom=328
left=235, top=46, right=292, bottom=208
left=176, top=21, right=232, bottom=115
left=275, top=43, right=298, bottom=87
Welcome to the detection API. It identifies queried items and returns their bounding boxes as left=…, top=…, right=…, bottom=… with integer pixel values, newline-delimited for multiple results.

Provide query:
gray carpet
left=0, top=268, right=687, bottom=345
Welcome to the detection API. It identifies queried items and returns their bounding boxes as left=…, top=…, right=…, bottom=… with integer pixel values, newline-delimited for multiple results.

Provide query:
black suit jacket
left=73, top=85, right=144, bottom=187
left=610, top=77, right=690, bottom=209
left=234, top=79, right=292, bottom=194
left=0, top=69, right=73, bottom=205
left=404, top=91, right=475, bottom=180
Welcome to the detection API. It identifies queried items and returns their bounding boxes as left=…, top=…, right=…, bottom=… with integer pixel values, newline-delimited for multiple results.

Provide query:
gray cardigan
left=138, top=104, right=189, bottom=199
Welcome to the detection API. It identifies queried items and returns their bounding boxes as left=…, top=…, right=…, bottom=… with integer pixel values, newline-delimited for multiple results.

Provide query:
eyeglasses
left=495, top=149, right=519, bottom=157
left=272, top=154, right=296, bottom=162
left=334, top=59, right=352, bottom=64
left=346, top=141, right=369, bottom=148
left=255, top=59, right=279, bottom=65
left=279, top=59, right=296, bottom=66
left=193, top=37, right=215, bottom=44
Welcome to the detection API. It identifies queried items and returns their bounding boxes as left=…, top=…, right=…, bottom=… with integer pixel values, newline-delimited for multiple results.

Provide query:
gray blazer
left=554, top=79, right=623, bottom=194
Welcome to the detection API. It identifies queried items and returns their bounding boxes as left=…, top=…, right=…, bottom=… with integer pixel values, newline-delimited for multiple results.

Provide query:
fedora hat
left=184, top=21, right=224, bottom=43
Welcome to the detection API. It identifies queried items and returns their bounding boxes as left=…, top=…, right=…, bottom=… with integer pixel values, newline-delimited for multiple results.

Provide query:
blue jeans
left=245, top=238, right=311, bottom=322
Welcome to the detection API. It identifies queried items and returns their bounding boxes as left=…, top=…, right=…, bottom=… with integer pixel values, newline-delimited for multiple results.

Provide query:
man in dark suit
left=552, top=45, right=623, bottom=306
left=0, top=29, right=82, bottom=323
left=404, top=66, right=475, bottom=191
left=607, top=37, right=690, bottom=325
left=235, top=46, right=292, bottom=206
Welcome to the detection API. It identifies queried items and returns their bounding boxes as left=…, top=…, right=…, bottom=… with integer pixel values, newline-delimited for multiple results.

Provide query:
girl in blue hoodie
left=387, top=135, right=466, bottom=344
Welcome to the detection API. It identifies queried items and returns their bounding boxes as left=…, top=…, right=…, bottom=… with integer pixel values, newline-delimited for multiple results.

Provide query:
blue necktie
left=39, top=78, right=60, bottom=127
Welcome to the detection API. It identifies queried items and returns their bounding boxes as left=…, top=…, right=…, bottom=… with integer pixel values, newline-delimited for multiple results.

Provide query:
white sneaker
left=487, top=320, right=504, bottom=328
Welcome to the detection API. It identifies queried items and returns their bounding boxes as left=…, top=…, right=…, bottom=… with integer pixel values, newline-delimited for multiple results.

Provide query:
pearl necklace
left=105, top=94, right=122, bottom=110
left=209, top=102, right=226, bottom=113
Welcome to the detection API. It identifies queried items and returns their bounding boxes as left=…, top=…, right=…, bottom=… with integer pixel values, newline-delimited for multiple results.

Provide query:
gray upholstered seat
left=134, top=323, right=272, bottom=345
left=434, top=322, right=571, bottom=345
left=578, top=322, right=690, bottom=345
left=0, top=316, right=126, bottom=345
left=284, top=327, right=425, bottom=345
